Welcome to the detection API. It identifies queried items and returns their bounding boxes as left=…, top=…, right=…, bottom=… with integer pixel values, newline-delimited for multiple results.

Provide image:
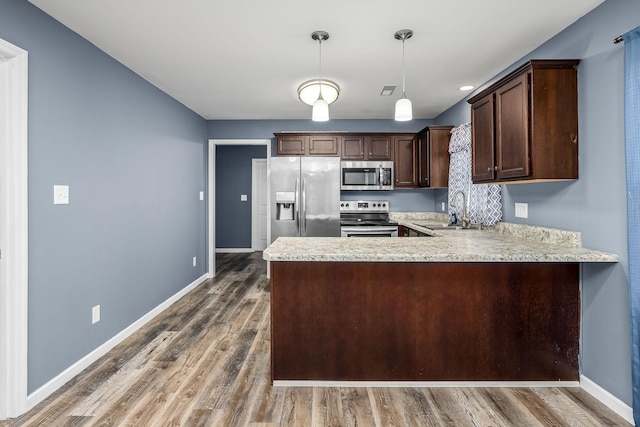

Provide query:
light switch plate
left=92, top=305, right=100, bottom=324
left=54, top=185, right=69, bottom=205
left=241, top=194, right=248, bottom=202
left=199, top=191, right=204, bottom=201
left=515, top=202, right=528, bottom=218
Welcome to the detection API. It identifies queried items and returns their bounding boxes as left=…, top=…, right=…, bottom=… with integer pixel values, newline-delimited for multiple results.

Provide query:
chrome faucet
left=450, top=190, right=470, bottom=227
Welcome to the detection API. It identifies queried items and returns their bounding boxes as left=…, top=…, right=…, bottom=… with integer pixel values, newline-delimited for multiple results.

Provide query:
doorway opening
left=207, top=139, right=271, bottom=279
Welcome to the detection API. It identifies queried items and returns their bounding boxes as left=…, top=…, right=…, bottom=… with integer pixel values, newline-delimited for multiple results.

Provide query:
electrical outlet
left=193, top=256, right=197, bottom=267
left=515, top=202, right=529, bottom=219
left=240, top=194, right=248, bottom=202
left=92, top=305, right=100, bottom=324
left=199, top=191, right=204, bottom=201
left=441, top=202, right=446, bottom=211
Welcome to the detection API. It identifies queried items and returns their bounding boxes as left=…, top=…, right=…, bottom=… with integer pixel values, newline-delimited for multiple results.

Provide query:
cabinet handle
left=487, top=167, right=492, bottom=172
left=494, top=165, right=500, bottom=171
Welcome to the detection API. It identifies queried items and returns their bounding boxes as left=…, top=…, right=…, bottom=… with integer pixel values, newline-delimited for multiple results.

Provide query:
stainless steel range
left=339, top=200, right=399, bottom=237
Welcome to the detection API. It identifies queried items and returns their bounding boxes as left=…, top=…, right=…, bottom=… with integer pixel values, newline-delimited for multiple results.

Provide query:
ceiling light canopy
left=459, top=85, right=475, bottom=91
left=394, top=29, right=413, bottom=122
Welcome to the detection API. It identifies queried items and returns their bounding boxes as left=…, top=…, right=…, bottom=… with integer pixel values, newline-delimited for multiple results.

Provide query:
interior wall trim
left=0, top=37, right=28, bottom=420
left=580, top=375, right=634, bottom=425
left=26, top=274, right=208, bottom=411
left=274, top=380, right=581, bottom=388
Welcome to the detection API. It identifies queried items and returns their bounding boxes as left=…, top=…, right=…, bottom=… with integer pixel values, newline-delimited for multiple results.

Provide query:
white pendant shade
left=312, top=96, right=329, bottom=121
left=394, top=97, right=412, bottom=121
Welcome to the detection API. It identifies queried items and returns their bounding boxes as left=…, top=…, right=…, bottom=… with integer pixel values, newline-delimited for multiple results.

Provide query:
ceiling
left=29, top=0, right=604, bottom=120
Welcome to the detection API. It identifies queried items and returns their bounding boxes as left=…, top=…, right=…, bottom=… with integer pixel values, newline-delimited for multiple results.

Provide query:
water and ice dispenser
left=275, top=192, right=295, bottom=221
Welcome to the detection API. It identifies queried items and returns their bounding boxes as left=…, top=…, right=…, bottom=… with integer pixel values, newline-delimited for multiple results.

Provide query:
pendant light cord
left=401, top=36, right=406, bottom=98
left=318, top=37, right=324, bottom=100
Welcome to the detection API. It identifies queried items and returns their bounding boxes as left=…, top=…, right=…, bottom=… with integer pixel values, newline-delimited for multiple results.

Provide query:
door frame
left=207, top=139, right=271, bottom=279
left=0, top=38, right=28, bottom=419
left=251, top=159, right=268, bottom=251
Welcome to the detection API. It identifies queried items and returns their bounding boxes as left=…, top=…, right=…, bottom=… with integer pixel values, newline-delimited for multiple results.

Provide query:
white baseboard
left=26, top=273, right=208, bottom=410
left=215, top=248, right=254, bottom=253
left=580, top=375, right=634, bottom=425
left=273, top=380, right=580, bottom=388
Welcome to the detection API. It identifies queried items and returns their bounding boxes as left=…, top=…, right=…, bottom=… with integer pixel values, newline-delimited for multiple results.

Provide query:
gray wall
left=215, top=145, right=267, bottom=248
left=435, top=0, right=636, bottom=405
left=0, top=1, right=208, bottom=392
left=208, top=119, right=441, bottom=212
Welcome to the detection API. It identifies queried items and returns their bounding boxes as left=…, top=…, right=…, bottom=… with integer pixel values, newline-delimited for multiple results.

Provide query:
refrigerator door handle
left=301, top=178, right=307, bottom=235
left=294, top=178, right=300, bottom=235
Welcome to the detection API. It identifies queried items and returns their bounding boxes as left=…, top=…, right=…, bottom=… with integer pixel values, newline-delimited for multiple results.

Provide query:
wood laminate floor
left=1, top=252, right=631, bottom=426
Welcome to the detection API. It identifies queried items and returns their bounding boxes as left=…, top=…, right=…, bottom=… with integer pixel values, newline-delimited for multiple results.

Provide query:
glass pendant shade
left=298, top=79, right=339, bottom=106
left=312, top=95, right=329, bottom=121
left=395, top=97, right=412, bottom=121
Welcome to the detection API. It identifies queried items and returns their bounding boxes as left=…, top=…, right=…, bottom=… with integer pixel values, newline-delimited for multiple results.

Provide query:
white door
left=252, top=159, right=268, bottom=250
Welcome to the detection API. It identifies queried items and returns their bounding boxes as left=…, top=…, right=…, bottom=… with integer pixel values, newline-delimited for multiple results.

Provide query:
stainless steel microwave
left=340, top=161, right=394, bottom=191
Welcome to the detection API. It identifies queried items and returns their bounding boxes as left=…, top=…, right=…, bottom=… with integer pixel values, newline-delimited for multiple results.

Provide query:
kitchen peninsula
left=263, top=217, right=618, bottom=384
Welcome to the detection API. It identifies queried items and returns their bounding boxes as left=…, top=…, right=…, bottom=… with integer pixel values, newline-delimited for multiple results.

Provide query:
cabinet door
left=417, top=131, right=429, bottom=187
left=393, top=136, right=418, bottom=188
left=496, top=73, right=530, bottom=179
left=367, top=136, right=393, bottom=160
left=341, top=136, right=365, bottom=160
left=471, top=94, right=496, bottom=182
left=276, top=135, right=306, bottom=156
left=308, top=135, right=339, bottom=156
left=428, top=126, right=453, bottom=188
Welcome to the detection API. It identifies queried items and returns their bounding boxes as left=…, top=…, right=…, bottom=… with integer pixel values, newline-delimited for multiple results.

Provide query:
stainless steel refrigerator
left=271, top=156, right=340, bottom=239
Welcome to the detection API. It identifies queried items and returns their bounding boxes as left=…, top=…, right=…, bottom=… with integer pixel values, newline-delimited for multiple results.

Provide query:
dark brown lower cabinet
left=270, top=261, right=579, bottom=382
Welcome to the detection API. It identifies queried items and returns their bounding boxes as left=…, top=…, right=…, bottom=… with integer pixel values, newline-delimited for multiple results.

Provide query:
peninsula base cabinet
left=270, top=261, right=579, bottom=382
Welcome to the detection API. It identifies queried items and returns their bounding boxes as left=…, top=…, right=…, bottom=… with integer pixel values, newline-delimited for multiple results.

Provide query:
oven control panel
left=340, top=200, right=389, bottom=213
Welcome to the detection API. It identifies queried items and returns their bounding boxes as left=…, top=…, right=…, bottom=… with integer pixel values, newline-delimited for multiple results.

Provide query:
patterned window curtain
left=448, top=123, right=502, bottom=225
left=623, top=25, right=640, bottom=426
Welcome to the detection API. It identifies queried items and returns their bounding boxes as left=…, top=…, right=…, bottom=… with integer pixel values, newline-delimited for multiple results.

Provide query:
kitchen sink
left=411, top=222, right=473, bottom=231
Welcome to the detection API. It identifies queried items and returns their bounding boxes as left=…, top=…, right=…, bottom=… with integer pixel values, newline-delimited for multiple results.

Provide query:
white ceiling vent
left=380, top=86, right=396, bottom=96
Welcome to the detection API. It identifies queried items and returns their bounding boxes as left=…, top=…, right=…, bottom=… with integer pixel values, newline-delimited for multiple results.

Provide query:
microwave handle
left=379, top=164, right=384, bottom=189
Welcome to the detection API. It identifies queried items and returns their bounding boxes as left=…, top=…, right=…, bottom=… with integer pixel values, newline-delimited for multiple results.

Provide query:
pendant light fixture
left=394, top=29, right=413, bottom=121
left=311, top=31, right=330, bottom=121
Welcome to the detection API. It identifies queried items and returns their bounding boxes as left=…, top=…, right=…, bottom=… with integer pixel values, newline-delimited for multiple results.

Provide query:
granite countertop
left=263, top=213, right=619, bottom=263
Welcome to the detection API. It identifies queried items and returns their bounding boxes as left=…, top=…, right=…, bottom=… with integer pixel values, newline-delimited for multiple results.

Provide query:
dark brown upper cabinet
left=275, top=134, right=340, bottom=156
left=417, top=125, right=453, bottom=188
left=341, top=135, right=393, bottom=161
left=393, top=135, right=418, bottom=188
left=468, top=59, right=579, bottom=184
